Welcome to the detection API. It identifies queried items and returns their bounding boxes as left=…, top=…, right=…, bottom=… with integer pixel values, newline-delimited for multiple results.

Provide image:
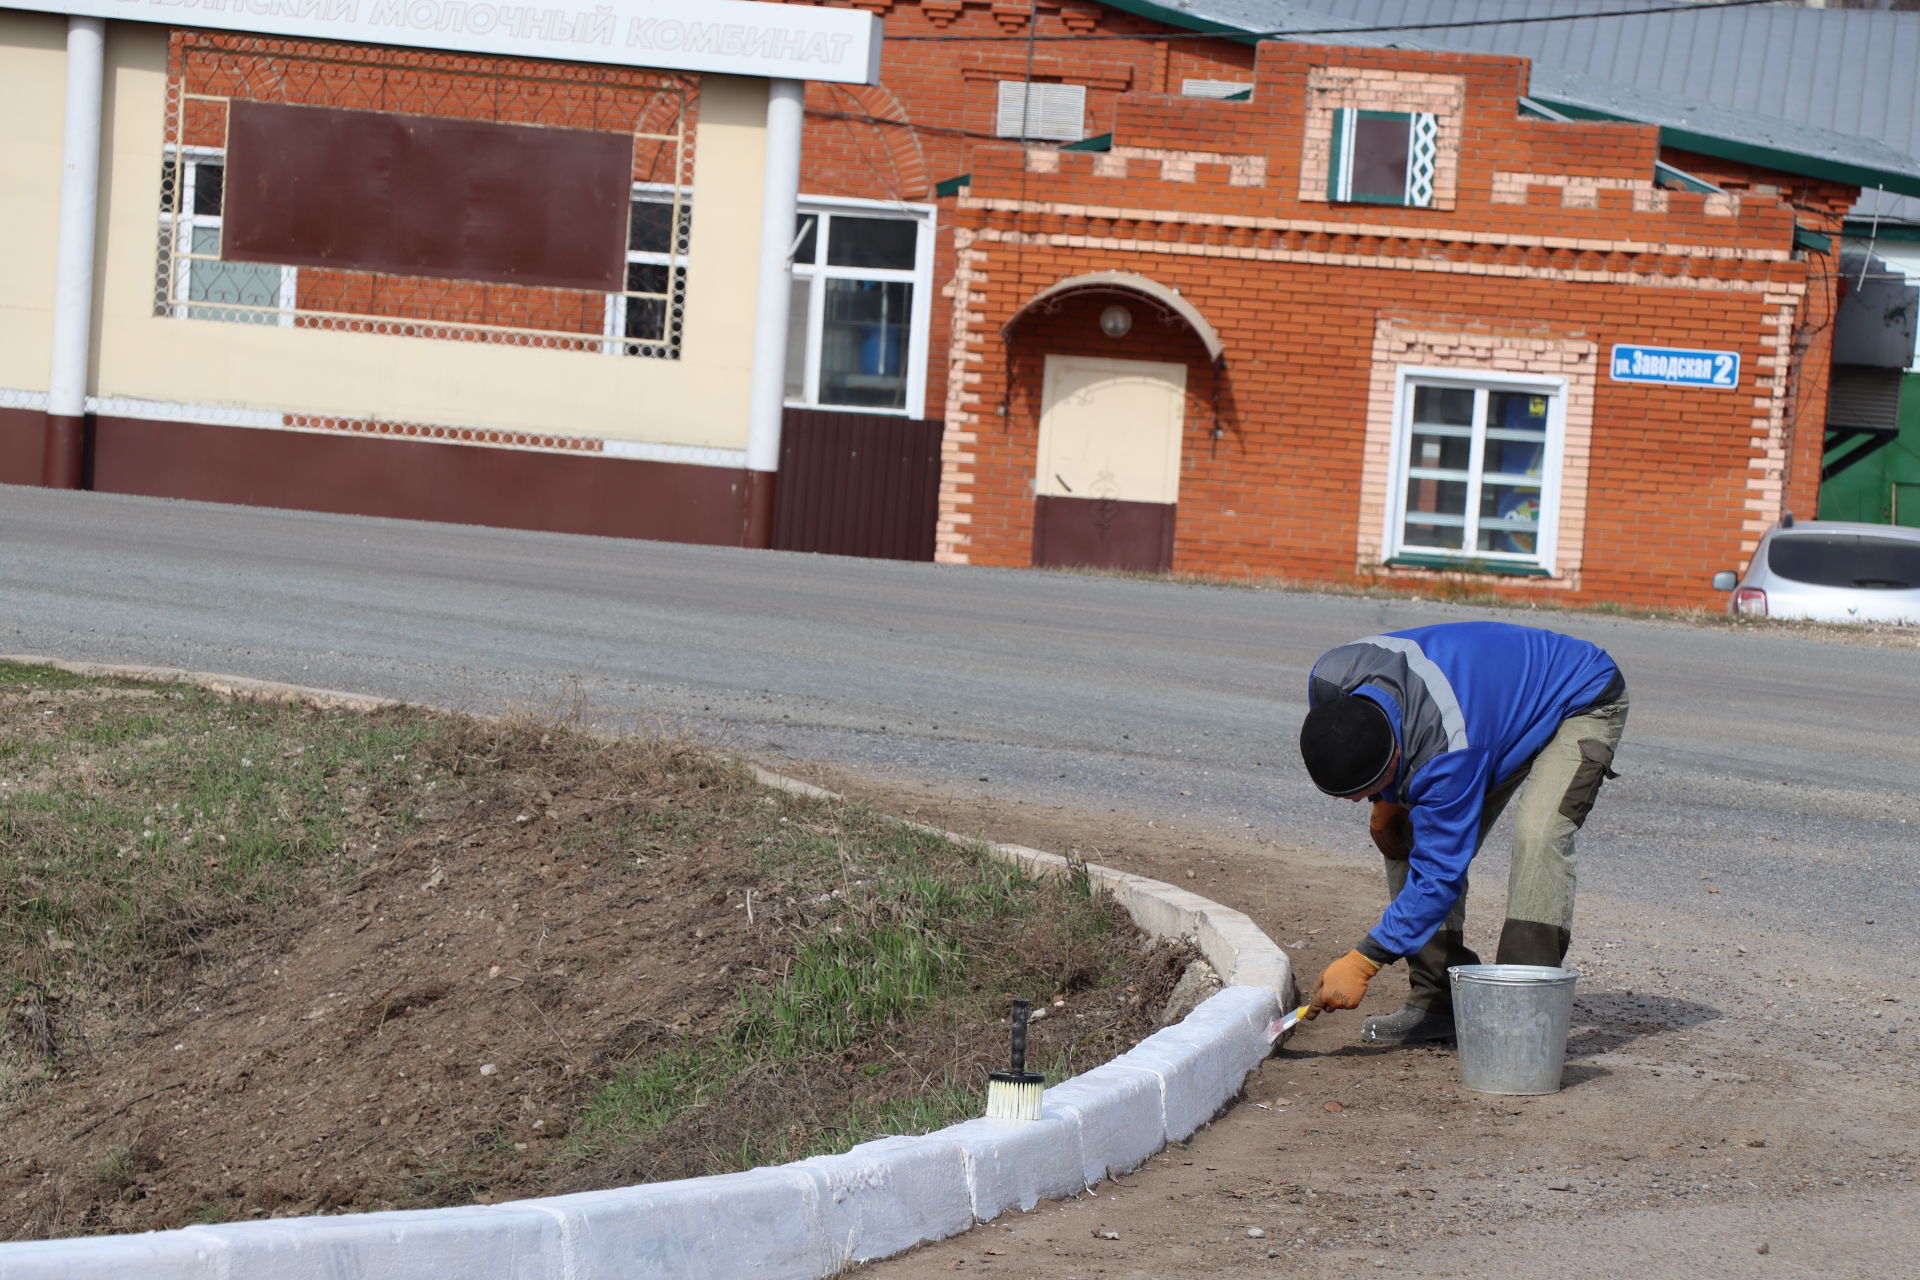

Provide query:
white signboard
left=4, top=0, right=882, bottom=83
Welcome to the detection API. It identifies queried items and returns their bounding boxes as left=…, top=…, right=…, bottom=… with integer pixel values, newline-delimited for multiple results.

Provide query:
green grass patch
left=724, top=1068, right=986, bottom=1169
left=572, top=1039, right=742, bottom=1152
left=0, top=661, right=98, bottom=691
left=0, top=663, right=441, bottom=993
left=567, top=803, right=1129, bottom=1177
left=191, top=1200, right=235, bottom=1225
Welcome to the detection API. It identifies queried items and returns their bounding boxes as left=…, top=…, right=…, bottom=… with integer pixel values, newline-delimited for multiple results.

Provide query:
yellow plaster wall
left=0, top=12, right=70, bottom=395
left=86, top=24, right=764, bottom=449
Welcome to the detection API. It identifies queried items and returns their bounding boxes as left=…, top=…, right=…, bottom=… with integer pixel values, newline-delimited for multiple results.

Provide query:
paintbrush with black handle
left=985, top=998, right=1044, bottom=1121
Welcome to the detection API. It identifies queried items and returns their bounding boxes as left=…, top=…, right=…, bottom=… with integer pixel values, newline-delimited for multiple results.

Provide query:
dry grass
left=0, top=661, right=1195, bottom=1237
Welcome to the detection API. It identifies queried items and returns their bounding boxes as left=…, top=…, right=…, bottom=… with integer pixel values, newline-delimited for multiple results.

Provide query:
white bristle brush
left=985, top=998, right=1044, bottom=1121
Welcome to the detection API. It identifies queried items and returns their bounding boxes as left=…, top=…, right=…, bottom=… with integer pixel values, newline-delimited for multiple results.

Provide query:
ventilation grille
left=1181, top=79, right=1251, bottom=99
left=1826, top=364, right=1906, bottom=434
left=996, top=82, right=1087, bottom=141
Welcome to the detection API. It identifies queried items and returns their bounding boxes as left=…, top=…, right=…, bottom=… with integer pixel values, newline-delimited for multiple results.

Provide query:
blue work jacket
left=1307, top=622, right=1621, bottom=960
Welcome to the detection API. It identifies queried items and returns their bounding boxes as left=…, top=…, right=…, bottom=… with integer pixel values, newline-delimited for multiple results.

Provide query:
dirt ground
left=0, top=706, right=1193, bottom=1241
left=792, top=766, right=1920, bottom=1280
left=6, top=680, right=1914, bottom=1276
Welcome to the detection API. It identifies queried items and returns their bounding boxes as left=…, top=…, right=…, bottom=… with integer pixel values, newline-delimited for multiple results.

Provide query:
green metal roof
left=1089, top=1, right=1920, bottom=201
left=939, top=4, right=1920, bottom=210
left=1327, top=2, right=1920, bottom=223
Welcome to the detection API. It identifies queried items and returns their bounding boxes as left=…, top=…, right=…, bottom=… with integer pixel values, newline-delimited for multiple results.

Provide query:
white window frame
left=1384, top=367, right=1567, bottom=573
left=995, top=81, right=1087, bottom=142
left=602, top=181, right=691, bottom=358
left=161, top=144, right=295, bottom=326
left=785, top=195, right=935, bottom=419
left=1329, top=108, right=1439, bottom=208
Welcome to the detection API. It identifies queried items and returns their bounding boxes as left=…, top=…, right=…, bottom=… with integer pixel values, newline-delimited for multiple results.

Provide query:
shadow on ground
left=1566, top=991, right=1721, bottom=1059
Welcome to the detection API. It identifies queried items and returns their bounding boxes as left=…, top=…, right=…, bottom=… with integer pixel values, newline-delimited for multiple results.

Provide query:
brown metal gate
left=773, top=408, right=942, bottom=561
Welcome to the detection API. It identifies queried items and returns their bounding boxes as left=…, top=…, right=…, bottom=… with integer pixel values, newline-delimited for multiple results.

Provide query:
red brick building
left=7, top=0, right=1910, bottom=610
left=784, top=0, right=1263, bottom=470
left=783, top=0, right=1902, bottom=609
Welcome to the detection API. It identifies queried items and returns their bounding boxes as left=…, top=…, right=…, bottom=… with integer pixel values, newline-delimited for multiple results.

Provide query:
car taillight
left=1732, top=587, right=1768, bottom=616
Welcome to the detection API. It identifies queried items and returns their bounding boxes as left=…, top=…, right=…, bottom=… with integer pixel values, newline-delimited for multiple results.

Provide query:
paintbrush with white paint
left=985, top=998, right=1045, bottom=1121
left=1266, top=1004, right=1315, bottom=1045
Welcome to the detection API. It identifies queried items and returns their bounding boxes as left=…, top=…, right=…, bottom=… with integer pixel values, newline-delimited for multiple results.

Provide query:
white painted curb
left=0, top=659, right=1294, bottom=1280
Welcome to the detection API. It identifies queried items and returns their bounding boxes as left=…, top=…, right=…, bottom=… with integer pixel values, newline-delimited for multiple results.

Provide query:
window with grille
left=158, top=149, right=292, bottom=326
left=995, top=81, right=1087, bottom=141
left=784, top=200, right=933, bottom=415
left=606, top=189, right=692, bottom=355
left=1329, top=108, right=1438, bottom=207
left=1389, top=370, right=1563, bottom=572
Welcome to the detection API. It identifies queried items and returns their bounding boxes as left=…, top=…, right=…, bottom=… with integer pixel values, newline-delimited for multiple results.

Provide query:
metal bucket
left=1448, top=964, right=1579, bottom=1095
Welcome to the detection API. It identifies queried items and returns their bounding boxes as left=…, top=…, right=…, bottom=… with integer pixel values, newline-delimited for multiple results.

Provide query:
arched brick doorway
left=1004, top=273, right=1225, bottom=573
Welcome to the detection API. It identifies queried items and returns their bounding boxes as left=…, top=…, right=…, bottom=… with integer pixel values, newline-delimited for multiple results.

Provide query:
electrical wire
left=806, top=107, right=1019, bottom=147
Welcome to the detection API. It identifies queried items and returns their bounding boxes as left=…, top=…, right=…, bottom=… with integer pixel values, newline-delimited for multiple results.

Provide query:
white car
left=1712, top=518, right=1920, bottom=624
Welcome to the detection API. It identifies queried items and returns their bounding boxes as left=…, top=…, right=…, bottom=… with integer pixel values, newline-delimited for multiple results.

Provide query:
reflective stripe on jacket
left=1307, top=621, right=1620, bottom=959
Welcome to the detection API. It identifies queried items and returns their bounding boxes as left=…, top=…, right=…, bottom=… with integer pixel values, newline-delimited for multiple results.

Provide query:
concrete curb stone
left=510, top=1166, right=836, bottom=1280
left=0, top=657, right=1296, bottom=1280
left=0, top=1231, right=228, bottom=1280
left=189, top=1204, right=568, bottom=1279
left=939, top=1114, right=1088, bottom=1221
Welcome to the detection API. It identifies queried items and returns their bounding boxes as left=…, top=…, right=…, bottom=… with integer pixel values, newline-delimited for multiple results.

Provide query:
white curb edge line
left=0, top=658, right=1295, bottom=1280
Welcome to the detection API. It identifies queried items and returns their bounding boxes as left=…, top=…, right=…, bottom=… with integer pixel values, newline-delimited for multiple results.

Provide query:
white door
left=1035, top=356, right=1187, bottom=504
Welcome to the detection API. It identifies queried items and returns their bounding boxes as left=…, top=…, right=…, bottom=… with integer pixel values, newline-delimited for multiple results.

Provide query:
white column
left=744, top=78, right=804, bottom=477
left=49, top=16, right=105, bottom=425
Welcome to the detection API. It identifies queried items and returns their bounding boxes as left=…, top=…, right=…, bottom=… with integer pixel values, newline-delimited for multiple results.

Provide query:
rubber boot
left=1362, top=1003, right=1458, bottom=1044
left=1362, top=928, right=1478, bottom=1044
left=1496, top=919, right=1571, bottom=968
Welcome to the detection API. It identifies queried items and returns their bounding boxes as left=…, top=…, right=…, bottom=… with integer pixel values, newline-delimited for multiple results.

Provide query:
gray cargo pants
left=1387, top=693, right=1629, bottom=1014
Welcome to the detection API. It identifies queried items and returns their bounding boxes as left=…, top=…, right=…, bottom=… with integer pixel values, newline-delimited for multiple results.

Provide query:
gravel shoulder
left=804, top=771, right=1920, bottom=1280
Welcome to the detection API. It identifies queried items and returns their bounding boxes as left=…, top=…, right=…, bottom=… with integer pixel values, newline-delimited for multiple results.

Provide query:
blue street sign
left=1609, top=344, right=1740, bottom=389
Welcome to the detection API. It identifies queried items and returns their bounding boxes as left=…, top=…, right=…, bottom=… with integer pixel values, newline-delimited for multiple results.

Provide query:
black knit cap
left=1299, top=695, right=1396, bottom=796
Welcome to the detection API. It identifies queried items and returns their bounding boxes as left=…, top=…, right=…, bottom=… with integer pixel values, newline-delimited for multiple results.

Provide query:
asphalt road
left=2, top=485, right=1916, bottom=981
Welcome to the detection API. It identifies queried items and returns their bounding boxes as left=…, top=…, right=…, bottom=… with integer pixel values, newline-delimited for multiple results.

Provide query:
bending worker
left=1296, top=621, right=1628, bottom=1044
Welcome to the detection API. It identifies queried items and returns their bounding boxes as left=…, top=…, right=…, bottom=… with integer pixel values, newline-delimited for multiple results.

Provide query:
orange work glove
left=1369, top=800, right=1412, bottom=860
left=1310, top=949, right=1381, bottom=1012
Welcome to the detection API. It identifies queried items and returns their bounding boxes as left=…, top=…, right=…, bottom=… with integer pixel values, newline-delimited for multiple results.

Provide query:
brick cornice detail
left=958, top=215, right=1801, bottom=292
left=908, top=0, right=1101, bottom=34
left=1060, top=4, right=1098, bottom=33
left=958, top=198, right=1792, bottom=268
left=960, top=52, right=1133, bottom=90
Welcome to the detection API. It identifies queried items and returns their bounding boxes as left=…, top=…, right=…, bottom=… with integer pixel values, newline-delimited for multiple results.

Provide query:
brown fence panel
left=774, top=409, right=941, bottom=561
